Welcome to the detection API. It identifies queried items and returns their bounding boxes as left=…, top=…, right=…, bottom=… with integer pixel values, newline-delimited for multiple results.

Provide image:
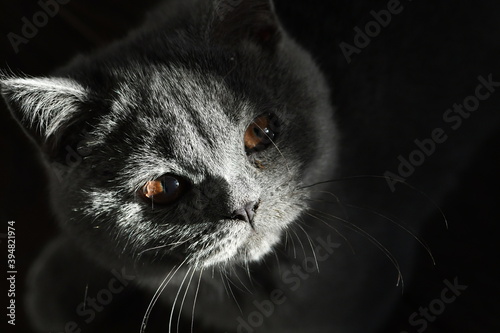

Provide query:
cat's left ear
left=212, top=0, right=281, bottom=51
left=1, top=75, right=88, bottom=148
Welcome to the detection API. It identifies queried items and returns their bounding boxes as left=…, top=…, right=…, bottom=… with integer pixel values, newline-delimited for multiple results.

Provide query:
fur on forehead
left=83, top=63, right=267, bottom=186
left=89, top=63, right=260, bottom=155
left=107, top=63, right=251, bottom=120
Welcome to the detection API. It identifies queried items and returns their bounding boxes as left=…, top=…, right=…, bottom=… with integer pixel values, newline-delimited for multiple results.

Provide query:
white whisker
left=304, top=210, right=354, bottom=254
left=290, top=226, right=307, bottom=260
left=222, top=269, right=243, bottom=314
left=176, top=267, right=197, bottom=333
left=296, top=222, right=319, bottom=273
left=309, top=198, right=435, bottom=265
left=231, top=265, right=253, bottom=294
left=308, top=209, right=404, bottom=289
left=191, top=268, right=204, bottom=333
left=140, top=259, right=187, bottom=333
left=288, top=228, right=297, bottom=259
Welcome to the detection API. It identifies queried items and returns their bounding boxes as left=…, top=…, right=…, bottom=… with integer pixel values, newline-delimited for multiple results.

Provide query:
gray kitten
left=2, top=0, right=495, bottom=332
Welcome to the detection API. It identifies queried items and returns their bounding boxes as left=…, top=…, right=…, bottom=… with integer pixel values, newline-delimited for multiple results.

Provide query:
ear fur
left=212, top=0, right=281, bottom=50
left=1, top=75, right=87, bottom=147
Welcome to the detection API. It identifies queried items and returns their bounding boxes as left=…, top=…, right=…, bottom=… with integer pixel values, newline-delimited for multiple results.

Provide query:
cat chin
left=189, top=223, right=282, bottom=268
left=197, top=241, right=277, bottom=268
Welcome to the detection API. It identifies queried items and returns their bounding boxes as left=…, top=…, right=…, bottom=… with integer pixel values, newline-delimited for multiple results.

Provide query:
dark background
left=0, top=0, right=499, bottom=332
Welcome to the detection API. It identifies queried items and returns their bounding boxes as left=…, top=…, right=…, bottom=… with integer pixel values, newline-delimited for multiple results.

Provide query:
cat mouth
left=189, top=218, right=282, bottom=267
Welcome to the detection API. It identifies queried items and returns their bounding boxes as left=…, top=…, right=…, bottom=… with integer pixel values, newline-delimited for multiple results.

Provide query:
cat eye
left=244, top=113, right=280, bottom=154
left=139, top=175, right=187, bottom=205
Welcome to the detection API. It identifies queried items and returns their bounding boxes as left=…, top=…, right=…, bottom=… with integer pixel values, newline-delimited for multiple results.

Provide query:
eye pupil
left=244, top=113, right=279, bottom=154
left=140, top=175, right=186, bottom=205
left=161, top=177, right=180, bottom=195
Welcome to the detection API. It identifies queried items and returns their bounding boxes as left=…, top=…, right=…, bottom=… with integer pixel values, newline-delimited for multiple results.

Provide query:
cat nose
left=231, top=201, right=259, bottom=224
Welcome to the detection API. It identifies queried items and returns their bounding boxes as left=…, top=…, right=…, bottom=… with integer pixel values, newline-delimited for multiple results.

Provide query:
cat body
left=2, top=0, right=500, bottom=332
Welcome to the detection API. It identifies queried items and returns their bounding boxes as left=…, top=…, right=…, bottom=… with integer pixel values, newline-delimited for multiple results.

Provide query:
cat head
left=1, top=0, right=336, bottom=270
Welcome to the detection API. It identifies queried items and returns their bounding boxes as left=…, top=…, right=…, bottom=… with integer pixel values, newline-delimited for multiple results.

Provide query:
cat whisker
left=138, top=234, right=199, bottom=257
left=307, top=198, right=436, bottom=265
left=82, top=283, right=89, bottom=311
left=211, top=265, right=216, bottom=279
left=219, top=269, right=231, bottom=299
left=243, top=248, right=253, bottom=286
left=300, top=175, right=448, bottom=229
left=306, top=189, right=350, bottom=221
left=273, top=249, right=281, bottom=276
left=284, top=229, right=290, bottom=251
left=287, top=228, right=297, bottom=259
left=231, top=265, right=253, bottom=294
left=221, top=269, right=244, bottom=314
left=137, top=244, right=170, bottom=256
left=289, top=224, right=308, bottom=263
left=191, top=268, right=204, bottom=333
left=303, top=210, right=355, bottom=255
left=141, top=259, right=187, bottom=333
left=296, top=220, right=319, bottom=273
left=307, top=209, right=404, bottom=288
left=176, top=267, right=197, bottom=333
left=169, top=266, right=192, bottom=333
left=169, top=234, right=199, bottom=250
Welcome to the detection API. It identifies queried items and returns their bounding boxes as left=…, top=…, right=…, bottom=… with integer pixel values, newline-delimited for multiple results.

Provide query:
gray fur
left=1, top=0, right=338, bottom=332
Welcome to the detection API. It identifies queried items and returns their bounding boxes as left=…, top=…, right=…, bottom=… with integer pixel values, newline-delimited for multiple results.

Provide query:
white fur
left=1, top=77, right=87, bottom=138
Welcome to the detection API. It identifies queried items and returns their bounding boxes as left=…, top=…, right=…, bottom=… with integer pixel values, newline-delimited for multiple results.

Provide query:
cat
left=2, top=0, right=499, bottom=332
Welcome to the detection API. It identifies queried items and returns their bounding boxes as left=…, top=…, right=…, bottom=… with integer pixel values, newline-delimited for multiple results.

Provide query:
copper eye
left=244, top=113, right=280, bottom=154
left=140, top=175, right=187, bottom=205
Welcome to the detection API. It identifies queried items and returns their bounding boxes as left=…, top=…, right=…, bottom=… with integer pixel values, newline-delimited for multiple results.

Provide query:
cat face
left=1, top=0, right=336, bottom=269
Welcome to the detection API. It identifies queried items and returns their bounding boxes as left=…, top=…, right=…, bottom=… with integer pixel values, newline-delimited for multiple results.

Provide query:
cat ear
left=1, top=75, right=87, bottom=147
left=212, top=0, right=281, bottom=50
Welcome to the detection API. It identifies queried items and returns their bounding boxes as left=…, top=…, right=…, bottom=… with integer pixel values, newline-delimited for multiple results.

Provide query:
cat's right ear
left=1, top=75, right=88, bottom=151
left=212, top=0, right=281, bottom=51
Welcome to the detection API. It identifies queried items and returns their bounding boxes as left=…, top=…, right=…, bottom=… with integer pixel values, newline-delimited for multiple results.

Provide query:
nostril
left=231, top=209, right=249, bottom=222
left=231, top=201, right=259, bottom=224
